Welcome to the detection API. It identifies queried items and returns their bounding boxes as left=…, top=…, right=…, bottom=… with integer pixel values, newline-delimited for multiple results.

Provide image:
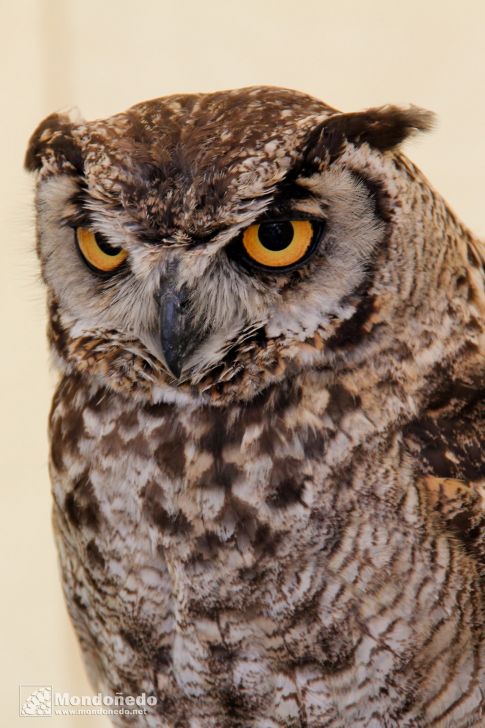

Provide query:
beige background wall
left=1, top=1, right=484, bottom=725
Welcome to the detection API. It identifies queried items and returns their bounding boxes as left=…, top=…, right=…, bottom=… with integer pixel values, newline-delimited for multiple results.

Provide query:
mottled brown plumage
left=26, top=87, right=484, bottom=727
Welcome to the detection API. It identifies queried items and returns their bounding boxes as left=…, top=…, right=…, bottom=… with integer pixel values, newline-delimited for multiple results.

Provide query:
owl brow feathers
left=298, top=105, right=435, bottom=172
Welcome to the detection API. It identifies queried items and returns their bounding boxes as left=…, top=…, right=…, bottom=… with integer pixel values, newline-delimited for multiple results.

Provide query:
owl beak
left=159, top=283, right=196, bottom=379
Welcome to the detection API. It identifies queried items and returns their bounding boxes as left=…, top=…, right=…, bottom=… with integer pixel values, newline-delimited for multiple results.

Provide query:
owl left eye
left=75, top=227, right=128, bottom=274
left=236, top=219, right=324, bottom=272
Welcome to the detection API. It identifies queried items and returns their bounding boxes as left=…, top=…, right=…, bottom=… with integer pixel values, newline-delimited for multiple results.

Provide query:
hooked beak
left=159, top=276, right=201, bottom=380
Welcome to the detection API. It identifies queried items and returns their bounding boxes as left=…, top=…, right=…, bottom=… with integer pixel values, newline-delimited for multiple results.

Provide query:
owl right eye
left=75, top=227, right=128, bottom=274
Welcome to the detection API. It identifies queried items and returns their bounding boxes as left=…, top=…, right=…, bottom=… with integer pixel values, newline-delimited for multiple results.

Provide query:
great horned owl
left=26, top=87, right=484, bottom=727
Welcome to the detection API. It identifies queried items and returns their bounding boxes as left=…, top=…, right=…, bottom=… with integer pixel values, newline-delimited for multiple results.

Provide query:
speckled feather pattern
left=26, top=87, right=484, bottom=727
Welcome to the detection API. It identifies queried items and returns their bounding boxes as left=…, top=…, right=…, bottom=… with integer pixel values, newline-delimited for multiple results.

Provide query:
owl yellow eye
left=75, top=227, right=128, bottom=273
left=240, top=220, right=321, bottom=271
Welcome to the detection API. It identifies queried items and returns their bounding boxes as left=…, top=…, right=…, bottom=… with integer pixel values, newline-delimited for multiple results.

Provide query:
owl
left=26, top=87, right=484, bottom=727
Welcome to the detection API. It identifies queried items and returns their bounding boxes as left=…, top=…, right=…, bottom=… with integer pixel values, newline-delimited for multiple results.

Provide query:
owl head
left=26, top=86, right=436, bottom=405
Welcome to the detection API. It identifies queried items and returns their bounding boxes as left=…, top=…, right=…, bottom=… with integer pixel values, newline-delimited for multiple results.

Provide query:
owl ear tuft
left=24, top=110, right=84, bottom=174
left=303, top=105, right=435, bottom=167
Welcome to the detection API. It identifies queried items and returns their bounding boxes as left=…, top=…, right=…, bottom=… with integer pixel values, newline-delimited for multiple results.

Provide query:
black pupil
left=258, top=222, right=294, bottom=251
left=98, top=237, right=121, bottom=256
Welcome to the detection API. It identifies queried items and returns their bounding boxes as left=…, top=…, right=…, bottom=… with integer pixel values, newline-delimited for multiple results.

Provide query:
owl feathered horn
left=24, top=110, right=83, bottom=174
left=302, top=105, right=435, bottom=168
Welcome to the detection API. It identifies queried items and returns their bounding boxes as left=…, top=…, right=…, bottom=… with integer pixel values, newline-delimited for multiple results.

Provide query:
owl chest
left=51, top=382, right=448, bottom=722
left=52, top=381, right=365, bottom=619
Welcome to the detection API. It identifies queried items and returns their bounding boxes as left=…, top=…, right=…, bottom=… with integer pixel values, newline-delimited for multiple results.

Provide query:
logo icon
left=19, top=686, right=52, bottom=717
